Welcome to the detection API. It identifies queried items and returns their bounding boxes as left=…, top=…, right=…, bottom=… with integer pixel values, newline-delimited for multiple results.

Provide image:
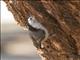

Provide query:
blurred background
left=1, top=1, right=41, bottom=60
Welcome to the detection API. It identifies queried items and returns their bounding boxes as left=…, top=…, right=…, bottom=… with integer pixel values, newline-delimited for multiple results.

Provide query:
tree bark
left=4, top=0, right=80, bottom=60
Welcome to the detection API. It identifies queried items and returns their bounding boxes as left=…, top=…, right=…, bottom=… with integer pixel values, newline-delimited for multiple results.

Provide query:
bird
left=27, top=16, right=49, bottom=48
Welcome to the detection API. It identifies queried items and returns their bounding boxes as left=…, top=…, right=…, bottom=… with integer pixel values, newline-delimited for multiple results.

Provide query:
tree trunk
left=4, top=0, right=80, bottom=60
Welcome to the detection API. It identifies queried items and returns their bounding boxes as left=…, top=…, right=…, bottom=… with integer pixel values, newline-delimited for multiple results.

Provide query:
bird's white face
left=28, top=16, right=35, bottom=24
left=28, top=16, right=43, bottom=29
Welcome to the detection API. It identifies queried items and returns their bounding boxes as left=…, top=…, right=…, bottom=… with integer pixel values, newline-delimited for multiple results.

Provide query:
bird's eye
left=30, top=17, right=32, bottom=20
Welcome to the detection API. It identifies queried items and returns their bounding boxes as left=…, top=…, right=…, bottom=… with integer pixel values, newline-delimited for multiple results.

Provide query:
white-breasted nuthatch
left=27, top=16, right=49, bottom=48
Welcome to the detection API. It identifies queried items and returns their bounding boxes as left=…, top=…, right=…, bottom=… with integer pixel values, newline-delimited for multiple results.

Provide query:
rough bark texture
left=4, top=0, right=80, bottom=60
